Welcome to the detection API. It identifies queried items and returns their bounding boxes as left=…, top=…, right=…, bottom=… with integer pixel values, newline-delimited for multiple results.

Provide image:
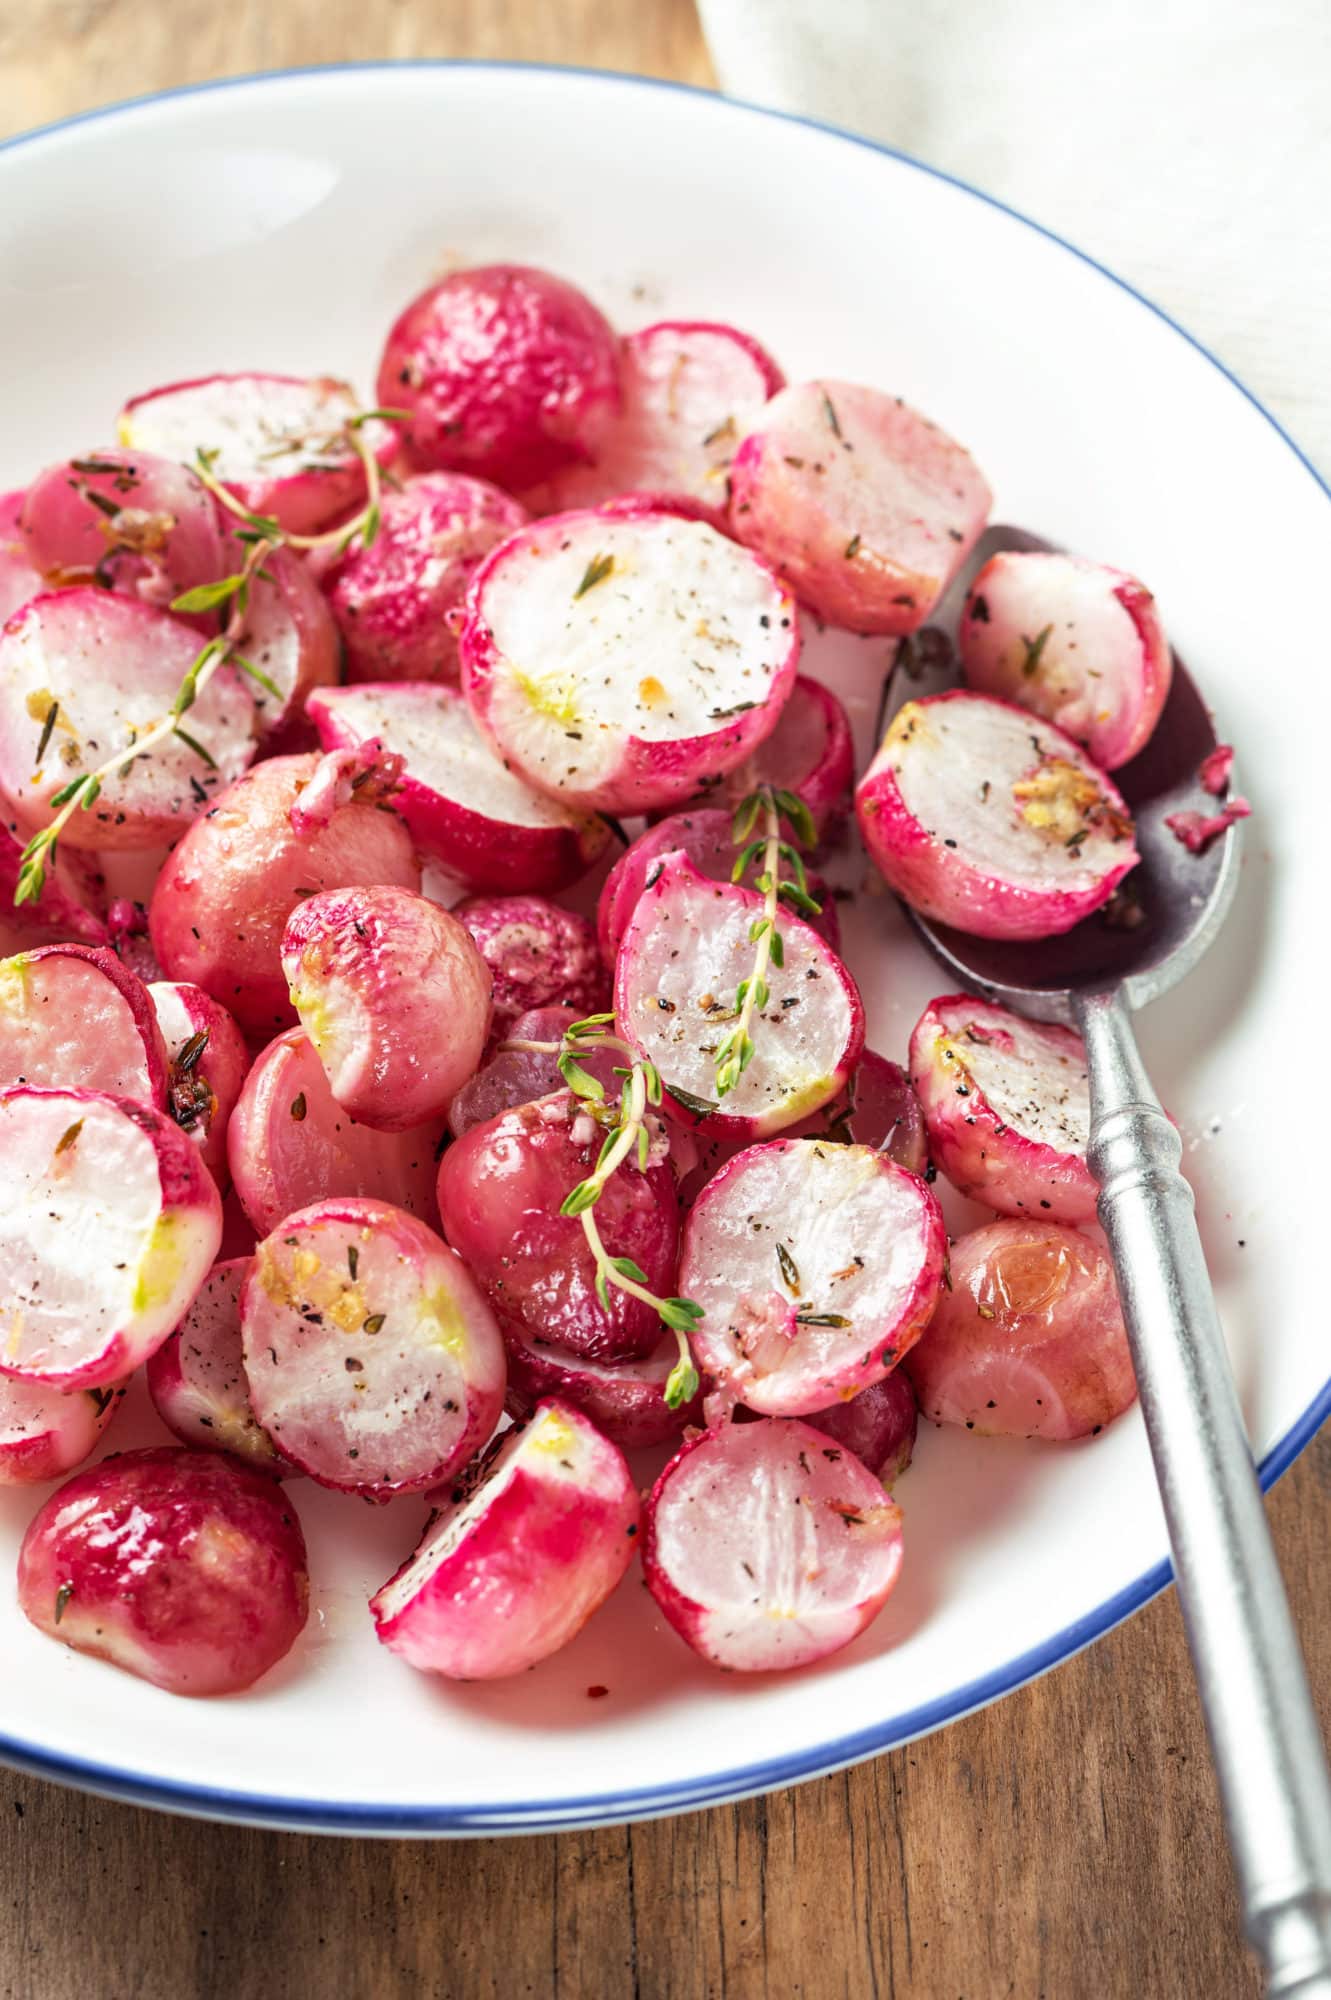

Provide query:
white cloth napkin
left=697, top=0, right=1331, bottom=476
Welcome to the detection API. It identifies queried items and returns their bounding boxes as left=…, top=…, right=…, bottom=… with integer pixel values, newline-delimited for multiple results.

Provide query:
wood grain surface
left=0, top=7, right=1320, bottom=1997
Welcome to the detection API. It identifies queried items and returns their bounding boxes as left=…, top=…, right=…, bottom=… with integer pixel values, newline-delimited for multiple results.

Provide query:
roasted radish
left=370, top=1398, right=640, bottom=1679
left=447, top=1004, right=619, bottom=1139
left=905, top=1219, right=1136, bottom=1441
left=805, top=1371, right=918, bottom=1487
left=148, top=981, right=249, bottom=1190
left=229, top=542, right=339, bottom=747
left=501, top=1317, right=699, bottom=1449
left=18, top=448, right=225, bottom=606
left=643, top=1416, right=903, bottom=1671
left=454, top=894, right=606, bottom=1043
left=0, top=489, right=41, bottom=626
left=856, top=691, right=1138, bottom=939
left=0, top=1375, right=123, bottom=1486
left=146, top=1258, right=286, bottom=1472
left=0, top=943, right=168, bottom=1104
left=708, top=672, right=855, bottom=845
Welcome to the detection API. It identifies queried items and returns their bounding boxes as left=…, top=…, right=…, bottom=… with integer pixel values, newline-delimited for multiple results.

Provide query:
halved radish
left=307, top=680, right=610, bottom=894
left=436, top=1089, right=679, bottom=1364
left=377, top=264, right=621, bottom=488
left=148, top=981, right=249, bottom=1190
left=615, top=854, right=863, bottom=1139
left=704, top=672, right=855, bottom=844
left=454, top=894, right=606, bottom=1043
left=0, top=1375, right=124, bottom=1485
left=805, top=1371, right=918, bottom=1487
left=459, top=507, right=800, bottom=815
left=1, top=489, right=42, bottom=626
left=728, top=380, right=992, bottom=634
left=524, top=319, right=784, bottom=522
left=241, top=1198, right=506, bottom=1499
left=501, top=1316, right=699, bottom=1450
left=146, top=1257, right=287, bottom=1472
left=370, top=1398, right=640, bottom=1679
left=322, top=472, right=529, bottom=684
left=856, top=691, right=1139, bottom=939
left=960, top=551, right=1172, bottom=770
left=118, top=374, right=393, bottom=535
left=2, top=802, right=109, bottom=957
left=148, top=750, right=419, bottom=1038
left=0, top=1087, right=222, bottom=1389
left=0, top=943, right=168, bottom=1104
left=909, top=994, right=1095, bottom=1223
left=905, top=1218, right=1135, bottom=1441
left=18, top=1445, right=308, bottom=1695
left=680, top=1139, right=945, bottom=1414
left=643, top=1416, right=903, bottom=1671
left=18, top=448, right=225, bottom=606
left=229, top=541, right=339, bottom=747
left=447, top=1003, right=620, bottom=1140
left=0, top=591, right=257, bottom=849
left=281, top=886, right=491, bottom=1131
left=227, top=1028, right=447, bottom=1236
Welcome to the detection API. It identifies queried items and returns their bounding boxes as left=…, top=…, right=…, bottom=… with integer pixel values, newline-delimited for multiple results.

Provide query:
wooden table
left=0, top=7, right=1323, bottom=1995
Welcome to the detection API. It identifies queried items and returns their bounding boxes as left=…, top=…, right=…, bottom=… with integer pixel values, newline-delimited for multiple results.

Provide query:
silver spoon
left=893, top=529, right=1331, bottom=1997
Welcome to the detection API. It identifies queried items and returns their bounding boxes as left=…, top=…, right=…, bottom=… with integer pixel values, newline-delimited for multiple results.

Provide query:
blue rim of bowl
left=2, top=59, right=1328, bottom=1836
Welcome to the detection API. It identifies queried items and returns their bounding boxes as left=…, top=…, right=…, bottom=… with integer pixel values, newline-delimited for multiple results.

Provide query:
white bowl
left=0, top=63, right=1325, bottom=1833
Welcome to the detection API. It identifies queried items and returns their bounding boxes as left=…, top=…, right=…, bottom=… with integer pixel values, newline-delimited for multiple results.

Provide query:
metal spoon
left=893, top=528, right=1331, bottom=1997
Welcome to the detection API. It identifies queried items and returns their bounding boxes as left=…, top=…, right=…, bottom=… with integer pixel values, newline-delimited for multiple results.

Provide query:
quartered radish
left=0, top=1087, right=222, bottom=1389
left=643, top=1416, right=903, bottom=1672
left=0, top=943, right=168, bottom=1105
left=118, top=373, right=393, bottom=535
left=18, top=1445, right=308, bottom=1695
left=909, top=994, right=1096, bottom=1222
left=447, top=1003, right=620, bottom=1140
left=905, top=1218, right=1135, bottom=1441
left=0, top=591, right=257, bottom=849
left=146, top=1257, right=286, bottom=1472
left=679, top=1139, right=946, bottom=1415
left=281, top=886, right=492, bottom=1130
left=227, top=1028, right=447, bottom=1237
left=728, top=380, right=992, bottom=634
left=308, top=680, right=610, bottom=894
left=241, top=1198, right=506, bottom=1499
left=148, top=749, right=419, bottom=1038
left=0, top=1374, right=124, bottom=1486
left=322, top=472, right=529, bottom=684
left=615, top=854, right=863, bottom=1139
left=856, top=691, right=1139, bottom=939
left=960, top=550, right=1172, bottom=770
left=1, top=488, right=42, bottom=626
left=370, top=1398, right=640, bottom=1680
left=18, top=448, right=225, bottom=606
left=454, top=894, right=606, bottom=1043
left=459, top=507, right=800, bottom=815
left=228, top=541, right=340, bottom=748
left=524, top=319, right=784, bottom=521
left=436, top=1089, right=680, bottom=1363
left=148, top=981, right=250, bottom=1189
left=805, top=1371, right=918, bottom=1487
left=377, top=263, right=621, bottom=488
left=501, top=1315, right=699, bottom=1449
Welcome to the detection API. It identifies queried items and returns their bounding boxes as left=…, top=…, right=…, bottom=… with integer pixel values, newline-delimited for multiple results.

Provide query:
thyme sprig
left=713, top=785, right=821, bottom=1099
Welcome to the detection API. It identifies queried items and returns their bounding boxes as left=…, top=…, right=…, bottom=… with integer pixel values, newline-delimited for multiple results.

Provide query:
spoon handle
left=1076, top=986, right=1331, bottom=1996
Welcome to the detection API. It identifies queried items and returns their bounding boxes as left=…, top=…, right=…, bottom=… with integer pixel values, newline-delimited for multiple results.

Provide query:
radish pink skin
left=308, top=682, right=611, bottom=895
left=642, top=1417, right=904, bottom=1672
left=148, top=981, right=250, bottom=1190
left=370, top=1398, right=641, bottom=1679
left=436, top=1089, right=680, bottom=1363
left=227, top=1028, right=447, bottom=1237
left=805, top=1371, right=918, bottom=1487
left=664, top=675, right=855, bottom=847
left=454, top=895, right=607, bottom=1044
left=17, top=1445, right=308, bottom=1696
left=447, top=1003, right=620, bottom=1139
left=500, top=1315, right=700, bottom=1449
left=148, top=752, right=420, bottom=1039
left=905, top=1219, right=1136, bottom=1441
left=18, top=449, right=224, bottom=605
left=281, top=886, right=492, bottom=1131
left=0, top=815, right=108, bottom=955
left=146, top=1258, right=287, bottom=1473
left=322, top=473, right=529, bottom=685
left=855, top=691, right=1139, bottom=940
left=909, top=994, right=1097, bottom=1223
left=0, top=1376, right=124, bottom=1486
left=0, top=489, right=42, bottom=626
left=377, top=265, right=622, bottom=489
left=0, top=943, right=169, bottom=1106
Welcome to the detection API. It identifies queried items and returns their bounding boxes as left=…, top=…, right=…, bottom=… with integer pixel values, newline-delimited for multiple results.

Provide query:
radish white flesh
left=728, top=380, right=992, bottom=635
left=281, top=886, right=491, bottom=1131
left=460, top=507, right=800, bottom=815
left=501, top=1316, right=699, bottom=1449
left=241, top=1198, right=506, bottom=1498
left=910, top=994, right=1095, bottom=1222
left=643, top=1416, right=903, bottom=1672
left=230, top=542, right=339, bottom=747
left=0, top=944, right=169, bottom=1105
left=856, top=691, right=1139, bottom=940
left=0, top=591, right=257, bottom=849
left=806, top=1371, right=918, bottom=1487
left=18, top=449, right=225, bottom=607
left=680, top=1140, right=946, bottom=1414
left=616, top=854, right=864, bottom=1138
left=308, top=681, right=610, bottom=894
left=370, top=1398, right=640, bottom=1679
left=0, top=1087, right=222, bottom=1389
left=0, top=1374, right=123, bottom=1485
left=227, top=1028, right=447, bottom=1237
left=146, top=1257, right=286, bottom=1472
left=454, top=895, right=606, bottom=1043
left=118, top=374, right=393, bottom=535
left=1, top=489, right=42, bottom=626
left=148, top=981, right=250, bottom=1190
left=960, top=551, right=1172, bottom=770
left=905, top=1219, right=1135, bottom=1441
